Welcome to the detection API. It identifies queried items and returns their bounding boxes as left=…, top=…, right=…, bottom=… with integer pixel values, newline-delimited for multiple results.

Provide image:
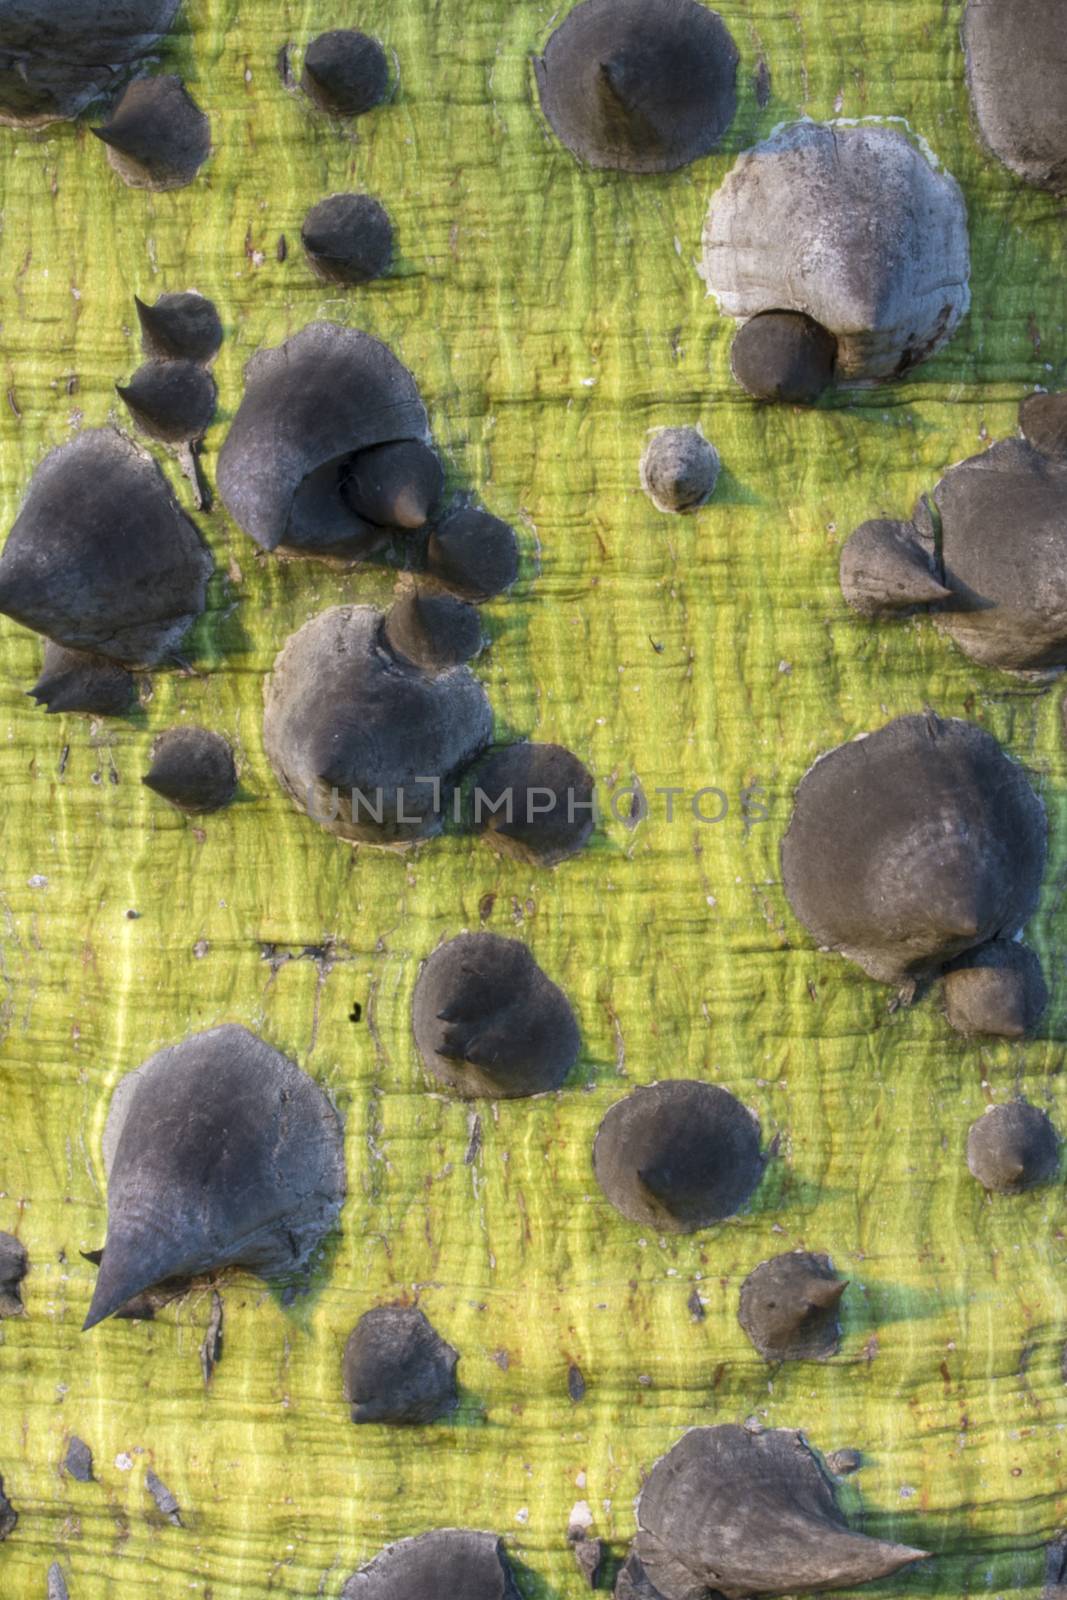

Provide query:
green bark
left=1, top=1, right=1066, bottom=1596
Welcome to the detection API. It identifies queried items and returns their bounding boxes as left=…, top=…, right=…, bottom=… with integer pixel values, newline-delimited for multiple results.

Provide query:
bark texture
left=0, top=1, right=1066, bottom=1597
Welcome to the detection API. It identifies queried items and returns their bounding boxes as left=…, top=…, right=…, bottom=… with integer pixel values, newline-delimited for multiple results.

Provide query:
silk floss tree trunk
left=1, top=1, right=1067, bottom=1598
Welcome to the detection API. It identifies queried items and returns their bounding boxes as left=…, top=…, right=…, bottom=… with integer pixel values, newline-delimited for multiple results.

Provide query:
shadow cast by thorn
left=207, top=603, right=255, bottom=666
left=221, top=780, right=257, bottom=808
left=746, top=1164, right=847, bottom=1217
left=363, top=250, right=423, bottom=285
left=477, top=609, right=525, bottom=649
left=432, top=743, right=606, bottom=866
left=509, top=1555, right=567, bottom=1600
left=843, top=1282, right=960, bottom=1334
left=848, top=1516, right=1047, bottom=1597
left=829, top=398, right=942, bottom=434
left=262, top=1214, right=345, bottom=1329
left=705, top=464, right=761, bottom=508
left=1025, top=999, right=1067, bottom=1045
left=588, top=1545, right=625, bottom=1594
left=447, top=1383, right=489, bottom=1429
left=566, top=1050, right=609, bottom=1090
left=724, top=67, right=791, bottom=150
left=179, top=563, right=250, bottom=665
left=109, top=698, right=151, bottom=730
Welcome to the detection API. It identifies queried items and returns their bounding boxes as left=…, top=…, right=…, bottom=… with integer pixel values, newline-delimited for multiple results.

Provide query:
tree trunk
left=1, top=1, right=1064, bottom=1597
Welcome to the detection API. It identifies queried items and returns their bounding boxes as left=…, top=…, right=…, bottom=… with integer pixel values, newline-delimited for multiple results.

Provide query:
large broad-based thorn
left=93, top=75, right=210, bottom=192
left=739, top=1251, right=847, bottom=1361
left=341, top=1529, right=521, bottom=1599
left=634, top=1424, right=929, bottom=1599
left=594, top=1081, right=765, bottom=1233
left=301, top=192, right=394, bottom=286
left=29, top=642, right=135, bottom=716
left=781, top=713, right=1046, bottom=987
left=216, top=322, right=429, bottom=555
left=142, top=726, right=237, bottom=815
left=264, top=604, right=492, bottom=843
left=0, top=2, right=181, bottom=130
left=731, top=311, right=838, bottom=405
left=134, top=292, right=223, bottom=365
left=967, top=1100, right=1059, bottom=1194
left=302, top=29, right=390, bottom=117
left=342, top=440, right=444, bottom=531
left=425, top=506, right=519, bottom=601
left=82, top=1025, right=346, bottom=1331
left=343, top=1305, right=459, bottom=1425
left=117, top=360, right=217, bottom=445
left=82, top=1216, right=193, bottom=1331
left=943, top=940, right=1048, bottom=1039
left=962, top=0, right=1067, bottom=197
left=0, top=427, right=213, bottom=666
left=412, top=932, right=580, bottom=1099
left=703, top=121, right=970, bottom=383
left=381, top=586, right=483, bottom=673
left=840, top=517, right=952, bottom=616
left=534, top=0, right=738, bottom=175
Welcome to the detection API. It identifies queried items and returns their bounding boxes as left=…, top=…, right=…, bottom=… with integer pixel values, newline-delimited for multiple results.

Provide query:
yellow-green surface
left=2, top=1, right=1067, bottom=1596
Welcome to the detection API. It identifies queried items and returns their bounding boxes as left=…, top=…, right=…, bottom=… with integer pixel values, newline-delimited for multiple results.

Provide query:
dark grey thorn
left=142, top=726, right=237, bottom=815
left=94, top=75, right=210, bottom=191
